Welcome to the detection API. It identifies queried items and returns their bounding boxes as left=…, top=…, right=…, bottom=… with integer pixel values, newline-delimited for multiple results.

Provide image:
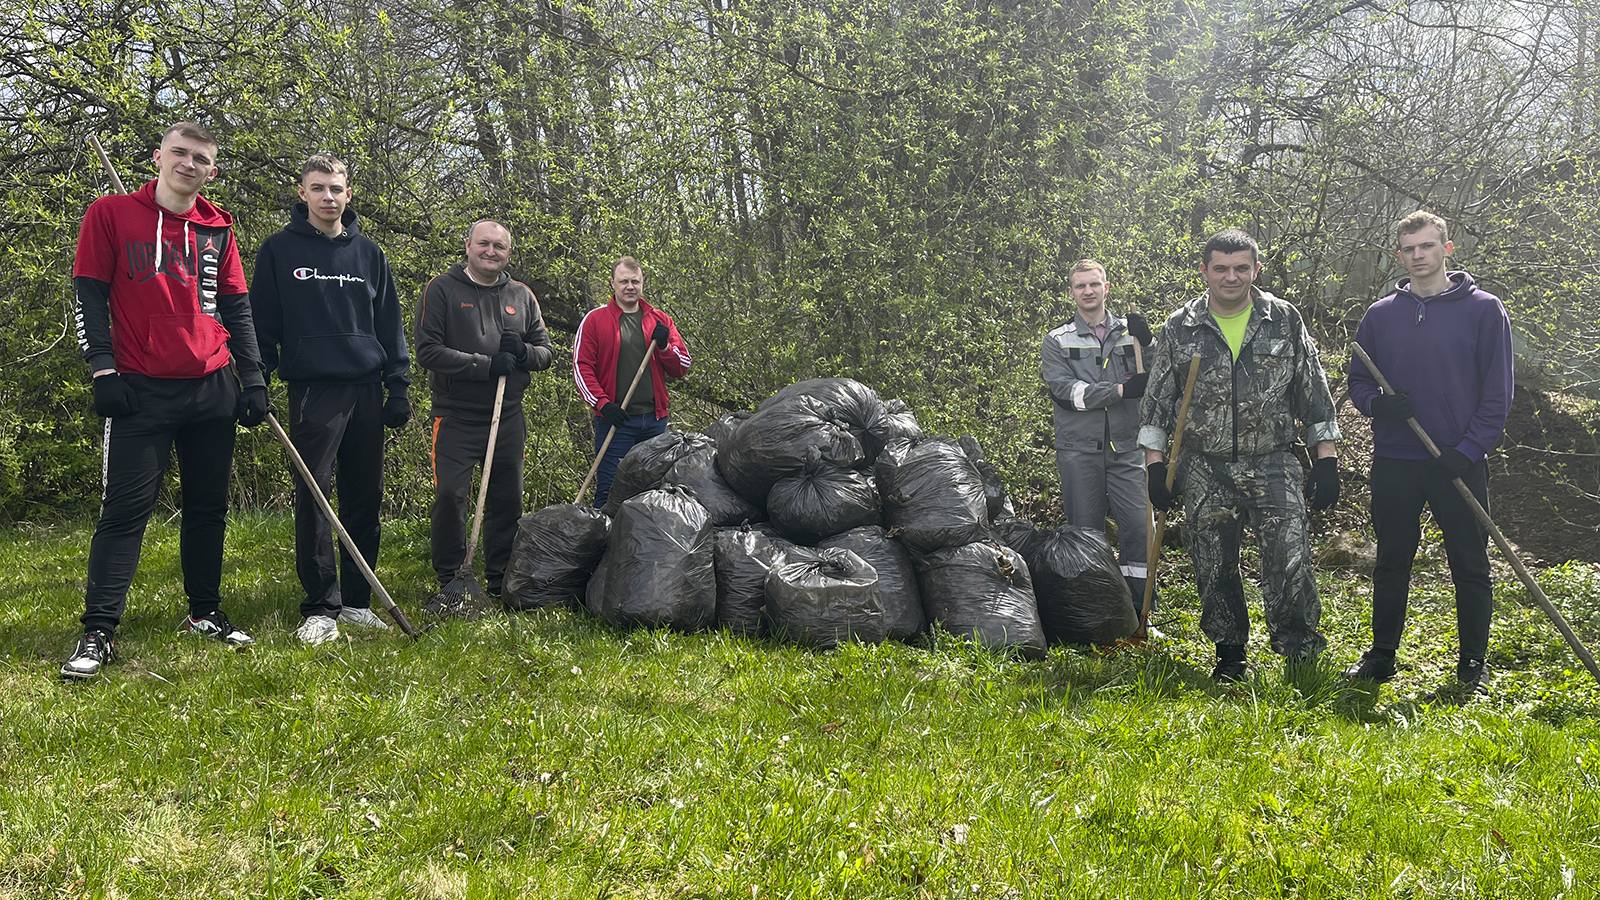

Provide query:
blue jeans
left=593, top=412, right=668, bottom=510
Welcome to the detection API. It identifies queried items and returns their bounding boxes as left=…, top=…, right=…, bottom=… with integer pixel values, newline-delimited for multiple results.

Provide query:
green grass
left=3, top=513, right=1600, bottom=898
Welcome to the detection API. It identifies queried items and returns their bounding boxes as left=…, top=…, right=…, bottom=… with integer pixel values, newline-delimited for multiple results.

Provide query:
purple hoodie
left=1348, top=271, right=1513, bottom=461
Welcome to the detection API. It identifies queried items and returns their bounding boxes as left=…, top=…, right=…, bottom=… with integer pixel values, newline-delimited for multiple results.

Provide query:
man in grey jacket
left=415, top=220, right=554, bottom=613
left=1041, top=259, right=1155, bottom=631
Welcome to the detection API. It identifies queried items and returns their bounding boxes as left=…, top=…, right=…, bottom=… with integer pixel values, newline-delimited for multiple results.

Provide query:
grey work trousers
left=1055, top=444, right=1151, bottom=606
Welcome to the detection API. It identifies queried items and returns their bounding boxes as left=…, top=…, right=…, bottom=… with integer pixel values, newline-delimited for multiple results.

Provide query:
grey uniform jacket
left=1042, top=310, right=1143, bottom=453
left=1138, top=289, right=1339, bottom=459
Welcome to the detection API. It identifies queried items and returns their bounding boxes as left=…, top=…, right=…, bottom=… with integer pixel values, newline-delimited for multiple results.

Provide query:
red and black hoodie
left=73, top=179, right=264, bottom=387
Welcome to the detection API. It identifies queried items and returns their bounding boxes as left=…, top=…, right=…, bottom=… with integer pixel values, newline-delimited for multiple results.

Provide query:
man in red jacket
left=573, top=257, right=691, bottom=509
left=62, top=122, right=269, bottom=679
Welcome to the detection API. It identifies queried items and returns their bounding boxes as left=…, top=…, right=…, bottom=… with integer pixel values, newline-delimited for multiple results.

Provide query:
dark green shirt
left=616, top=309, right=654, bottom=414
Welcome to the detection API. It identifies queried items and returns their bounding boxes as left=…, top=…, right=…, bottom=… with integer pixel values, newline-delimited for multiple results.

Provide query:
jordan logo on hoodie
left=122, top=225, right=228, bottom=318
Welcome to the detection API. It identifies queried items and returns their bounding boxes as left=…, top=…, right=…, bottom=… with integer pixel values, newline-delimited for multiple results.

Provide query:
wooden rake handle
left=462, top=375, right=508, bottom=571
left=1142, top=352, right=1202, bottom=622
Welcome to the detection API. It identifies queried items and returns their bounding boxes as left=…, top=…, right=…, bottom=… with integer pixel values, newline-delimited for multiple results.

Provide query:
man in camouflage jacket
left=1139, top=229, right=1342, bottom=681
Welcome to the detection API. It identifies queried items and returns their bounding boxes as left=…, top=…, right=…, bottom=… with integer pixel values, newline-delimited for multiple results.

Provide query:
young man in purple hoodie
left=1345, top=211, right=1514, bottom=693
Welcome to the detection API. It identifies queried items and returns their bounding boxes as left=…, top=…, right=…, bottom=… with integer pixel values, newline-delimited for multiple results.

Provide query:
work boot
left=1211, top=643, right=1248, bottom=683
left=1343, top=649, right=1397, bottom=684
left=338, top=606, right=390, bottom=630
left=61, top=629, right=116, bottom=680
left=182, top=609, right=255, bottom=647
left=295, top=615, right=340, bottom=645
left=1457, top=657, right=1489, bottom=695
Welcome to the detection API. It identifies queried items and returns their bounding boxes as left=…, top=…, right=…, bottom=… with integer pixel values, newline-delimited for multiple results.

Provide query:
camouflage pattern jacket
left=1138, top=289, right=1339, bottom=460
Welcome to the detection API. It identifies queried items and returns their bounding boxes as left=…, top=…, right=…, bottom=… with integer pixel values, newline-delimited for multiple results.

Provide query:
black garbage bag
left=663, top=446, right=763, bottom=526
left=765, top=546, right=885, bottom=649
left=876, top=437, right=990, bottom=554
left=601, top=430, right=716, bottom=517
left=587, top=486, right=716, bottom=631
left=717, top=395, right=865, bottom=506
left=761, top=378, right=888, bottom=457
left=957, top=435, right=1015, bottom=521
left=1023, top=525, right=1137, bottom=646
left=766, top=451, right=881, bottom=545
left=702, top=411, right=751, bottom=448
left=817, top=526, right=925, bottom=641
left=914, top=541, right=1045, bottom=659
left=990, top=516, right=1045, bottom=560
left=502, top=504, right=611, bottom=611
left=712, top=524, right=791, bottom=636
left=875, top=398, right=923, bottom=448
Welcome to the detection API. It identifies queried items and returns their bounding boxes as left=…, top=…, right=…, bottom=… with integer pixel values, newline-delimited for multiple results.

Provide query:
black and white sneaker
left=61, top=629, right=116, bottom=679
left=182, top=610, right=255, bottom=647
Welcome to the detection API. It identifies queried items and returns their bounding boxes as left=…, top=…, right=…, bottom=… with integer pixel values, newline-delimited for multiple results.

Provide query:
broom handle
left=1142, top=353, right=1202, bottom=622
left=463, top=375, right=507, bottom=570
left=1350, top=342, right=1599, bottom=684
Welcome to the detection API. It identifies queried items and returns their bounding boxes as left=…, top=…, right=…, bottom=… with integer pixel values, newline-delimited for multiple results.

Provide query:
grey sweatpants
left=1056, top=445, right=1151, bottom=606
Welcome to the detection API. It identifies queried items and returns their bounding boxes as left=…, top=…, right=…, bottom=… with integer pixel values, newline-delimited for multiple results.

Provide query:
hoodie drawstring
left=151, top=211, right=192, bottom=275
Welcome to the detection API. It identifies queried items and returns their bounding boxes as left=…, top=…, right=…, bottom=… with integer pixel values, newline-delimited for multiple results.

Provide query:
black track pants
left=81, top=370, right=239, bottom=635
left=1369, top=455, right=1493, bottom=659
left=289, top=383, right=384, bottom=619
left=429, top=406, right=525, bottom=590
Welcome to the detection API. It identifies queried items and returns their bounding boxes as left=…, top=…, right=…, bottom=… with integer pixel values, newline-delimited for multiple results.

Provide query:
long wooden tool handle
left=463, top=375, right=508, bottom=570
left=89, top=135, right=127, bottom=195
left=1142, top=353, right=1202, bottom=621
left=1350, top=341, right=1600, bottom=684
left=267, top=413, right=419, bottom=638
left=574, top=339, right=660, bottom=505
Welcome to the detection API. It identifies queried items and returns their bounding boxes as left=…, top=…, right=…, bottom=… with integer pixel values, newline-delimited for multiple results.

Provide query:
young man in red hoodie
left=62, top=122, right=269, bottom=679
left=573, top=257, right=692, bottom=509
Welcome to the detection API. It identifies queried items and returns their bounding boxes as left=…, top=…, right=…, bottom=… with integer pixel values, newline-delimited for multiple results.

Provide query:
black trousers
left=1369, top=455, right=1493, bottom=659
left=82, top=370, right=239, bottom=635
left=430, top=406, right=525, bottom=590
left=289, top=383, right=384, bottom=619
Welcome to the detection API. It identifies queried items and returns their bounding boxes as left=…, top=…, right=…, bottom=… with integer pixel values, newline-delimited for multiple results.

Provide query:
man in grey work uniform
left=1140, top=229, right=1342, bottom=682
left=1041, top=258, right=1156, bottom=631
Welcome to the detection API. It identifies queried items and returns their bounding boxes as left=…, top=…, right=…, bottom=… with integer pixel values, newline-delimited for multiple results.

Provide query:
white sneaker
left=296, top=615, right=340, bottom=645
left=337, top=606, right=390, bottom=630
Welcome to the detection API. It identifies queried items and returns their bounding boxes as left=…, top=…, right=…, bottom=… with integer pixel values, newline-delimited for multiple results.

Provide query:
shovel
left=432, top=375, right=507, bottom=617
left=574, top=339, right=659, bottom=505
left=266, top=413, right=421, bottom=638
left=1351, top=341, right=1600, bottom=685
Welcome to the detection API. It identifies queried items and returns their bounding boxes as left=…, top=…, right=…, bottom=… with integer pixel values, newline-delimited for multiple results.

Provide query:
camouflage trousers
left=1176, top=449, right=1326, bottom=658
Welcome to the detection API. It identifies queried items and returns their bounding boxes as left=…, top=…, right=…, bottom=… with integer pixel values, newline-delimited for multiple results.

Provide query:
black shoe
left=1211, top=644, right=1248, bottom=683
left=1343, top=650, right=1397, bottom=684
left=61, top=629, right=116, bottom=679
left=1457, top=657, right=1489, bottom=694
left=182, top=609, right=255, bottom=647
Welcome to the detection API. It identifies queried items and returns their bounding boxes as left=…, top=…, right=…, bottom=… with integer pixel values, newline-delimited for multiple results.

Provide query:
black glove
left=236, top=385, right=270, bottom=428
left=1122, top=372, right=1149, bottom=400
left=499, top=330, right=526, bottom=362
left=1304, top=456, right=1340, bottom=511
left=1370, top=390, right=1414, bottom=420
left=650, top=322, right=671, bottom=348
left=1147, top=461, right=1179, bottom=512
left=381, top=390, right=411, bottom=429
left=1437, top=447, right=1473, bottom=479
left=599, top=402, right=628, bottom=428
left=1125, top=312, right=1153, bottom=347
left=489, top=352, right=516, bottom=377
left=92, top=373, right=139, bottom=418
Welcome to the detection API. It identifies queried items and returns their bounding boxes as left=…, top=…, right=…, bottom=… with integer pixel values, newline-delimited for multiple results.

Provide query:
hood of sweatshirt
left=129, top=179, right=235, bottom=274
left=286, top=202, right=360, bottom=243
left=1393, top=271, right=1477, bottom=324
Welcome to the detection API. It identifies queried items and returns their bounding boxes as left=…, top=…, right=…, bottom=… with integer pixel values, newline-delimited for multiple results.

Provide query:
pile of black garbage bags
left=502, top=378, right=1138, bottom=655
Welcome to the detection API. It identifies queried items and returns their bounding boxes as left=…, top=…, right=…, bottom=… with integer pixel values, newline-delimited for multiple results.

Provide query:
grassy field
left=3, top=512, right=1599, bottom=899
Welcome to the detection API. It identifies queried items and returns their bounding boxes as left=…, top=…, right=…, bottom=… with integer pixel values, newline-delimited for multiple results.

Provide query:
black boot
left=1211, top=643, right=1247, bottom=683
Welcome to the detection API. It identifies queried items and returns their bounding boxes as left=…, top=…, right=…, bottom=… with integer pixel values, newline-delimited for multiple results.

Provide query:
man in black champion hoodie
left=251, top=154, right=411, bottom=644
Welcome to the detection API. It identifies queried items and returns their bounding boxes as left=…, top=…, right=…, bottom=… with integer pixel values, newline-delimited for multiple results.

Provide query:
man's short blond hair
left=613, top=256, right=642, bottom=276
left=1397, top=210, right=1449, bottom=246
left=301, top=153, right=348, bottom=181
left=1068, top=259, right=1106, bottom=282
left=162, top=121, right=217, bottom=147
